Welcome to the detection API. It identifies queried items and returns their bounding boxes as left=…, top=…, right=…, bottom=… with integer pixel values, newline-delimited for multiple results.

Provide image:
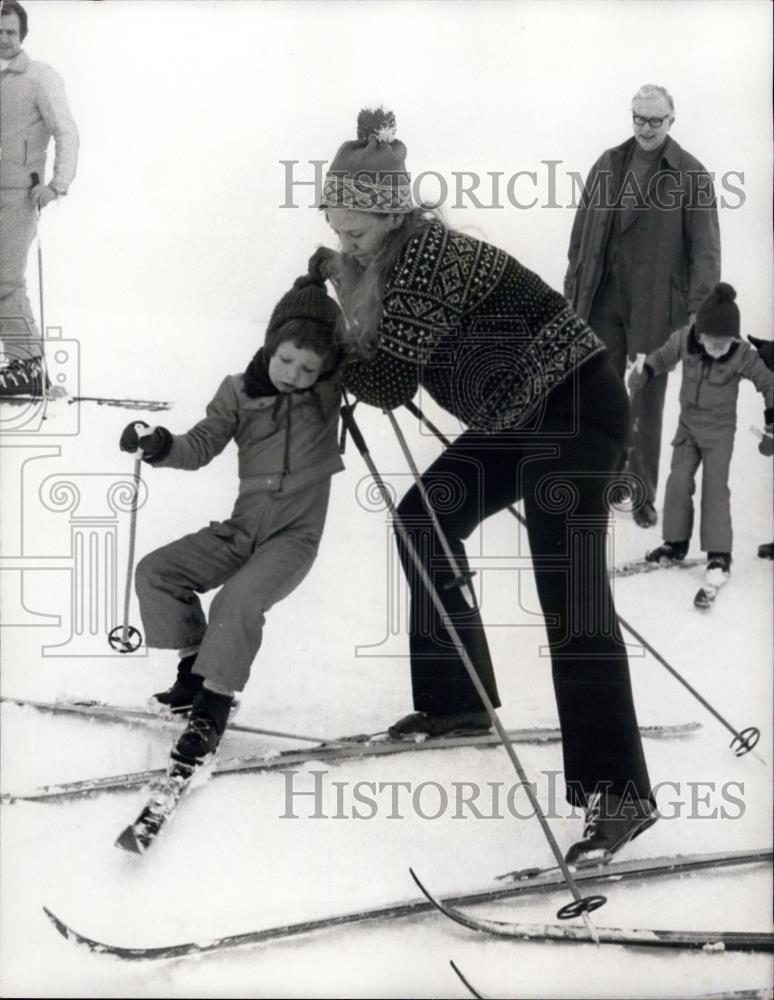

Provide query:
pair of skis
left=42, top=847, right=773, bottom=960
left=3, top=695, right=701, bottom=856
left=113, top=715, right=702, bottom=856
left=11, top=698, right=770, bottom=960
left=1, top=696, right=701, bottom=809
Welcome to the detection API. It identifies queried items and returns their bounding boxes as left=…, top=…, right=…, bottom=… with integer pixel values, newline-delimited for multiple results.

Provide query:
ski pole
left=385, top=409, right=478, bottom=610
left=403, top=399, right=764, bottom=763
left=340, top=398, right=607, bottom=934
left=613, top=616, right=762, bottom=761
left=108, top=448, right=144, bottom=653
left=29, top=173, right=46, bottom=353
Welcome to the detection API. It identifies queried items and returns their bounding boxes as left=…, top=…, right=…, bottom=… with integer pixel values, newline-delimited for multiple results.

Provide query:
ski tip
left=43, top=906, right=112, bottom=954
left=43, top=905, right=70, bottom=939
left=694, top=588, right=714, bottom=609
left=409, top=867, right=434, bottom=903
left=115, top=826, right=145, bottom=854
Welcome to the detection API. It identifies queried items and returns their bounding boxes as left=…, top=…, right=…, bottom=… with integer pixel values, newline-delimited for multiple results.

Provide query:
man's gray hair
left=632, top=84, right=675, bottom=115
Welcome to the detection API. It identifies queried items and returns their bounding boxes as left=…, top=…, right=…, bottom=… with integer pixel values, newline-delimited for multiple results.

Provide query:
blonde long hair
left=329, top=207, right=443, bottom=358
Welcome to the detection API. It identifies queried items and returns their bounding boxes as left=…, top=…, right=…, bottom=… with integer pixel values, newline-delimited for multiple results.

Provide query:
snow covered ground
left=1, top=2, right=772, bottom=997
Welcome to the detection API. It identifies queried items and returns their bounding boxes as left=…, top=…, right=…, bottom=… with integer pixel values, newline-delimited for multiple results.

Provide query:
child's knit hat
left=264, top=272, right=341, bottom=354
left=695, top=282, right=740, bottom=340
left=322, top=108, right=412, bottom=213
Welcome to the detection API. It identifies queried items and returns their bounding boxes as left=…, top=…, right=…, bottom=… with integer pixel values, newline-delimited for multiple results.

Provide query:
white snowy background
left=0, top=1, right=772, bottom=997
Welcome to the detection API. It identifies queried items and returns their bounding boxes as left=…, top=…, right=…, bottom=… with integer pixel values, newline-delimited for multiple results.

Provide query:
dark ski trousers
left=589, top=278, right=669, bottom=508
left=395, top=357, right=653, bottom=806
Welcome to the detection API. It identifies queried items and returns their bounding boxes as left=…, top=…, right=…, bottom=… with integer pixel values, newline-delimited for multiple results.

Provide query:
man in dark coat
left=565, top=84, right=720, bottom=527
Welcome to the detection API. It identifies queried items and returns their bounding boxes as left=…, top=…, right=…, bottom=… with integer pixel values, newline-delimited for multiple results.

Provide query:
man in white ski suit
left=0, top=1, right=78, bottom=384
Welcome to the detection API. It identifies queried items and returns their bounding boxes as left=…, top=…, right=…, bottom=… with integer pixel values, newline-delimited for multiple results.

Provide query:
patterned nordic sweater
left=341, top=222, right=604, bottom=432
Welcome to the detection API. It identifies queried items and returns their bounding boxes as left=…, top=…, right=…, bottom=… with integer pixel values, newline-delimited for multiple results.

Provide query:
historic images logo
left=279, top=160, right=746, bottom=211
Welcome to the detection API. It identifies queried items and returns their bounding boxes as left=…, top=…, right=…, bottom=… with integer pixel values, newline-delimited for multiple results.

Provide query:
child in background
left=749, top=335, right=774, bottom=560
left=119, top=271, right=343, bottom=764
left=628, top=283, right=774, bottom=584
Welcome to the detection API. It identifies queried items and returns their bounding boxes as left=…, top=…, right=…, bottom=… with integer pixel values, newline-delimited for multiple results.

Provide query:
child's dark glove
left=119, top=421, right=172, bottom=461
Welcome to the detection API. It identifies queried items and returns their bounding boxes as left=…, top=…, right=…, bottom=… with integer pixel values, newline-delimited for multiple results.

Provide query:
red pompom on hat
left=695, top=282, right=740, bottom=340
left=322, top=108, right=413, bottom=213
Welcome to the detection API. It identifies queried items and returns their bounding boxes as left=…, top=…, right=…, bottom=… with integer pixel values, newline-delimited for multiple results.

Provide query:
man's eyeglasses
left=632, top=113, right=669, bottom=128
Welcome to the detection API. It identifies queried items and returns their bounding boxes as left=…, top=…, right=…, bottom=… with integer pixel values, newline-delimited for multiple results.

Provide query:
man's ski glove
left=119, top=421, right=172, bottom=462
left=759, top=427, right=774, bottom=457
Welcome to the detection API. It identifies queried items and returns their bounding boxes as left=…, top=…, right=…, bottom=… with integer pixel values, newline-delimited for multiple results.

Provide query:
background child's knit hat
left=264, top=273, right=342, bottom=352
left=322, top=108, right=412, bottom=213
left=695, top=282, right=740, bottom=339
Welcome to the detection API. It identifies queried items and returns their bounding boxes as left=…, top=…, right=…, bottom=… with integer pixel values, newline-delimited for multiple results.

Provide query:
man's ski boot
left=153, top=653, right=203, bottom=714
left=645, top=540, right=689, bottom=565
left=388, top=710, right=492, bottom=740
left=173, top=688, right=233, bottom=764
left=565, top=790, right=658, bottom=865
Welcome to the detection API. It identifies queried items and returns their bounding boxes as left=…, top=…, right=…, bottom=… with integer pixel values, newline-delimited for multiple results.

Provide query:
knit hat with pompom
left=322, top=108, right=412, bottom=213
left=695, top=282, right=740, bottom=340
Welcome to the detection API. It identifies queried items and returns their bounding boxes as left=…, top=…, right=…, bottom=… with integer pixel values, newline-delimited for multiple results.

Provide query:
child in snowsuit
left=628, top=283, right=774, bottom=581
left=119, top=272, right=343, bottom=763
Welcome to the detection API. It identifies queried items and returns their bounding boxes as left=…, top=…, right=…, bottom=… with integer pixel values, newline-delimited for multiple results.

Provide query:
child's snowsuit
left=643, top=327, right=774, bottom=552
left=135, top=373, right=342, bottom=691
